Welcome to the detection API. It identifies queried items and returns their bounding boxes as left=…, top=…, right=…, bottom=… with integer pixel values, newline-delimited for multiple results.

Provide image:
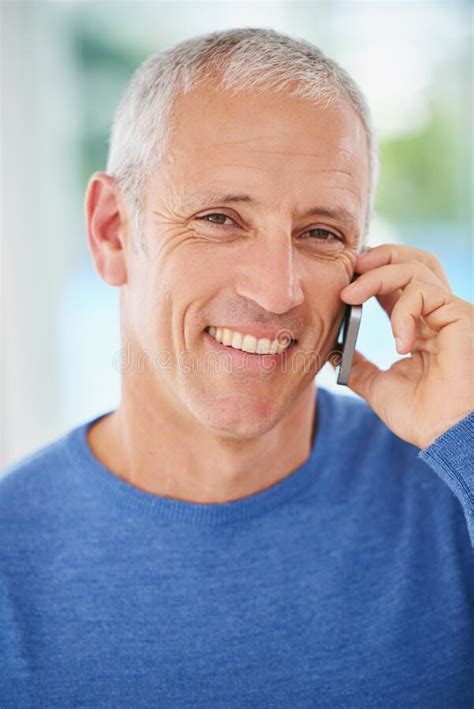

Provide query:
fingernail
left=395, top=337, right=404, bottom=352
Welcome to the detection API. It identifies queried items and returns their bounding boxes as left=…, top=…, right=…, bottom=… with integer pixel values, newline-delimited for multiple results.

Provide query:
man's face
left=121, top=86, right=369, bottom=438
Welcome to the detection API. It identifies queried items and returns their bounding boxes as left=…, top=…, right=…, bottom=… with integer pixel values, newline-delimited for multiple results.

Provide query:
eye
left=302, top=228, right=342, bottom=243
left=197, top=213, right=236, bottom=226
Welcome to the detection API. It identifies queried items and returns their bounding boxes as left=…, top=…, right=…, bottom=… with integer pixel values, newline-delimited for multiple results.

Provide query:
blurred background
left=1, top=0, right=472, bottom=468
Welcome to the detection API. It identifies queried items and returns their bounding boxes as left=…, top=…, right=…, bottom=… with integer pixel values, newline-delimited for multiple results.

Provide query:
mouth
left=204, top=326, right=298, bottom=356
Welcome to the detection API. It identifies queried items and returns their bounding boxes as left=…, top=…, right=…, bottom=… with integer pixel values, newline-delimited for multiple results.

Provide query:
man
left=1, top=28, right=473, bottom=708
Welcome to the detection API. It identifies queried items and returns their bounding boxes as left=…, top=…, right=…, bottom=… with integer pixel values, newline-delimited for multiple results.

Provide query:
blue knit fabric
left=1, top=387, right=473, bottom=708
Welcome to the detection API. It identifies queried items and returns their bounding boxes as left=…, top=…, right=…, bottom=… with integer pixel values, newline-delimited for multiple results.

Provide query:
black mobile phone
left=335, top=302, right=362, bottom=386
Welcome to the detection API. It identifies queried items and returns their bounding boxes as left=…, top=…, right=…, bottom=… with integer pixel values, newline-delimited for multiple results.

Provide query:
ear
left=85, top=172, right=128, bottom=286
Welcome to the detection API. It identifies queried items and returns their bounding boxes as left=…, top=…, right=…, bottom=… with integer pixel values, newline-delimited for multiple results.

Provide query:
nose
left=235, top=232, right=305, bottom=314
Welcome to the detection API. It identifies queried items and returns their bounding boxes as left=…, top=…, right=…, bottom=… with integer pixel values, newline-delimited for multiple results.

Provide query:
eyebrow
left=183, top=191, right=360, bottom=238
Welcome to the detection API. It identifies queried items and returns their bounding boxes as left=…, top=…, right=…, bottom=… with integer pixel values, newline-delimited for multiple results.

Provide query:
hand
left=338, top=244, right=474, bottom=449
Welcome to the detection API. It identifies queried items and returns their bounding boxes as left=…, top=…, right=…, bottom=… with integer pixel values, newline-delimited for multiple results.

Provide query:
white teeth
left=241, top=335, right=257, bottom=353
left=256, top=337, right=271, bottom=354
left=222, top=328, right=233, bottom=346
left=231, top=331, right=243, bottom=349
left=207, top=326, right=294, bottom=355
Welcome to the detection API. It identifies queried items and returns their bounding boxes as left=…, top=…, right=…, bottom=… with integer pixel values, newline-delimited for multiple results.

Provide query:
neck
left=87, top=377, right=318, bottom=504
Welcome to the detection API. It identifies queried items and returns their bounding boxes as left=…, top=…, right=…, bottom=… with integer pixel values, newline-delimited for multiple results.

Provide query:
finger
left=389, top=281, right=463, bottom=353
left=345, top=349, right=382, bottom=403
left=355, top=244, right=452, bottom=293
left=340, top=262, right=449, bottom=305
left=411, top=336, right=440, bottom=355
left=375, top=289, right=403, bottom=318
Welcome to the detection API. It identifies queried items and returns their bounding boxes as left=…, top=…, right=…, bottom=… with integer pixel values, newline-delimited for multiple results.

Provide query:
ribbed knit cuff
left=419, top=411, right=474, bottom=546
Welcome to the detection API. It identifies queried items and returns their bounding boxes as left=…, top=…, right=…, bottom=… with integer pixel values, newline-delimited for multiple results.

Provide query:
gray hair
left=106, top=28, right=379, bottom=242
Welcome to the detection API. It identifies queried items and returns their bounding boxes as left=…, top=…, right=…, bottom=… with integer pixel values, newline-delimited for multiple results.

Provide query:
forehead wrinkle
left=229, top=149, right=352, bottom=161
left=184, top=149, right=360, bottom=181
left=182, top=164, right=357, bottom=180
left=199, top=141, right=357, bottom=161
left=201, top=129, right=344, bottom=147
left=201, top=134, right=321, bottom=148
left=194, top=145, right=357, bottom=165
left=202, top=144, right=328, bottom=160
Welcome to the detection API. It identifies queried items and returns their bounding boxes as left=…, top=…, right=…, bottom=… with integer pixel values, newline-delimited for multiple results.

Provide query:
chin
left=191, top=392, right=284, bottom=440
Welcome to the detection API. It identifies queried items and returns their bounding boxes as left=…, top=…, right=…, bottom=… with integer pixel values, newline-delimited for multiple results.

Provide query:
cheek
left=167, top=243, right=229, bottom=301
left=153, top=243, right=229, bottom=339
left=333, top=248, right=358, bottom=282
left=303, top=249, right=355, bottom=301
left=303, top=256, right=354, bottom=342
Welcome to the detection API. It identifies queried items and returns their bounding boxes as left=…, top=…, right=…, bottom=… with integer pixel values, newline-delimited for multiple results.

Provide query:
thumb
left=346, top=349, right=382, bottom=405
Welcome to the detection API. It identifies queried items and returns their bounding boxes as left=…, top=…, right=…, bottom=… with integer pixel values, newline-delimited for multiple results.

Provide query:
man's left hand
left=339, top=244, right=474, bottom=449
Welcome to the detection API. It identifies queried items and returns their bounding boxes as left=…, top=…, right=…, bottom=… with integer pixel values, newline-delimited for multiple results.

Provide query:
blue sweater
left=1, top=387, right=473, bottom=708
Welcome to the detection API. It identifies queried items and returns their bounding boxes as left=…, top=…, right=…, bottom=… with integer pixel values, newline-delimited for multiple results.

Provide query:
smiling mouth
left=205, top=326, right=297, bottom=355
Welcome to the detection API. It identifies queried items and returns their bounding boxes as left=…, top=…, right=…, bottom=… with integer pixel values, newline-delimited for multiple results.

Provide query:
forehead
left=154, top=86, right=369, bottom=218
left=168, top=86, right=367, bottom=164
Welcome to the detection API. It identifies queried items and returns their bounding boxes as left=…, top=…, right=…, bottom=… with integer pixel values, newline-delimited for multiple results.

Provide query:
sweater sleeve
left=418, top=412, right=474, bottom=546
